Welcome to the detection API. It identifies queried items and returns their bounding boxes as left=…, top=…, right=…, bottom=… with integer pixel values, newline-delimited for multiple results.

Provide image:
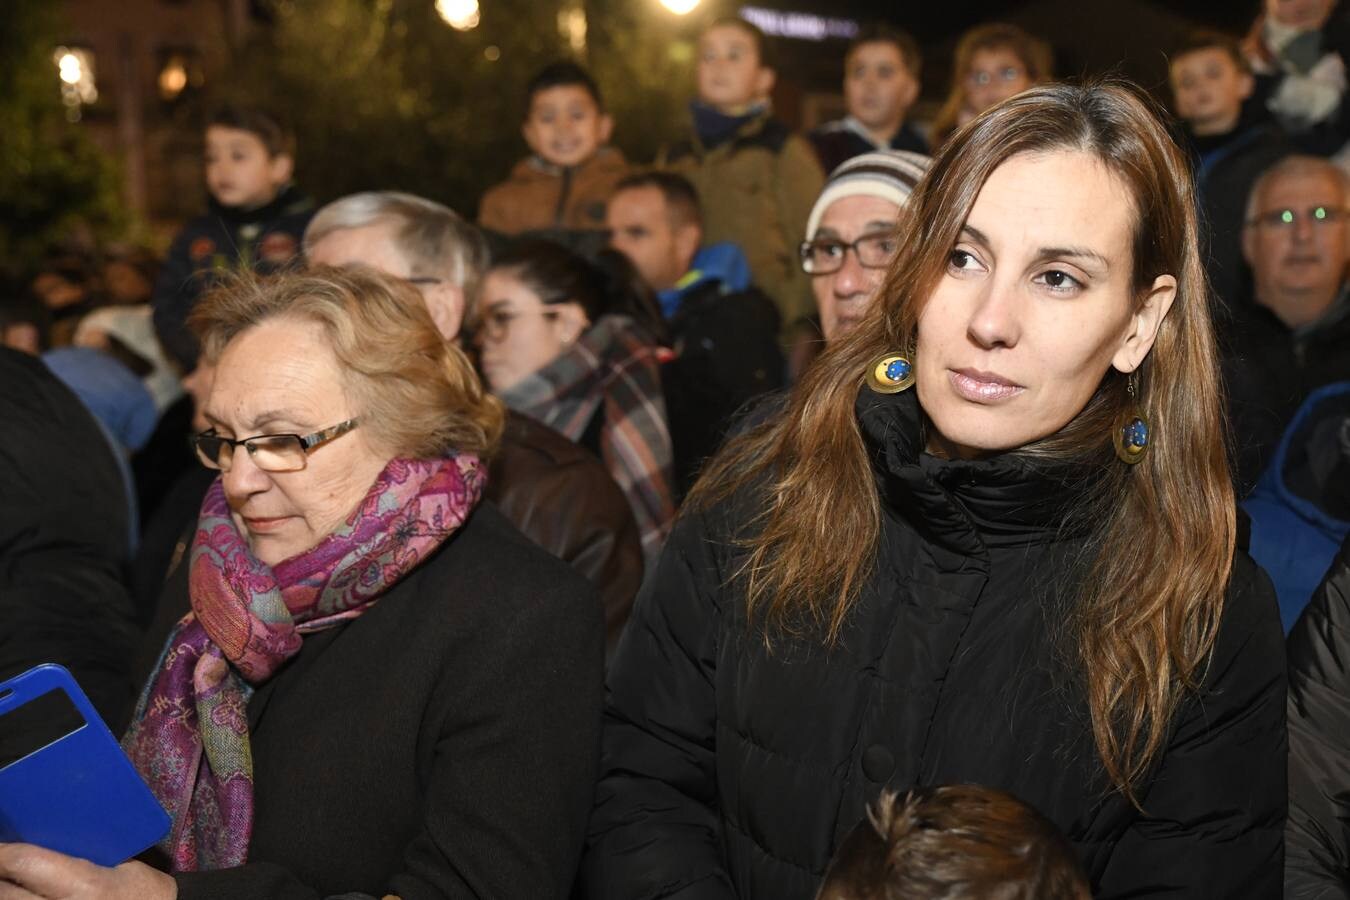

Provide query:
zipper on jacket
left=554, top=167, right=573, bottom=227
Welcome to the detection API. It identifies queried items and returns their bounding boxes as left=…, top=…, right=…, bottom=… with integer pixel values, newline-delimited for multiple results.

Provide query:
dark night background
left=4, top=0, right=1339, bottom=262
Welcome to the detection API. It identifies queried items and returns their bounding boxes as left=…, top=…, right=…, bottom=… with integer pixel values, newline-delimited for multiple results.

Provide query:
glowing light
left=53, top=47, right=97, bottom=107
left=558, top=6, right=587, bottom=54
left=57, top=52, right=82, bottom=85
left=159, top=56, right=189, bottom=100
left=435, top=0, right=480, bottom=30
left=658, top=0, right=701, bottom=13
left=484, top=45, right=500, bottom=61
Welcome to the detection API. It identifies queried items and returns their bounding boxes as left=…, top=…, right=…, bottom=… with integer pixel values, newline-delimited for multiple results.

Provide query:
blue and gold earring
left=866, top=348, right=916, bottom=394
left=1113, top=371, right=1150, bottom=465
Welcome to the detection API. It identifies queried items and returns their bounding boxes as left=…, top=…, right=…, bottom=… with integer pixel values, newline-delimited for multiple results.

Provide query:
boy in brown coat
left=660, top=16, right=824, bottom=335
left=478, top=61, right=628, bottom=237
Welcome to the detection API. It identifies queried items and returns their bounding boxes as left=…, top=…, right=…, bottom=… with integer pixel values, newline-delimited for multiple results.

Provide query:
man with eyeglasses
left=1226, top=154, right=1350, bottom=492
left=800, top=150, right=930, bottom=344
left=302, top=191, right=644, bottom=656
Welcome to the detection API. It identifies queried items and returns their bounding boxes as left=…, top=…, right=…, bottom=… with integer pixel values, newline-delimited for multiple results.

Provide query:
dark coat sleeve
left=1287, top=536, right=1350, bottom=899
left=1096, top=553, right=1287, bottom=899
left=0, top=349, right=139, bottom=727
left=580, top=511, right=737, bottom=900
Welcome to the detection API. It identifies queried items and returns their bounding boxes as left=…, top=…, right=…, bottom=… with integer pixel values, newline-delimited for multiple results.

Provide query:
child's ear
left=598, top=113, right=614, bottom=145
left=755, top=66, right=776, bottom=101
left=1238, top=71, right=1255, bottom=101
left=899, top=74, right=921, bottom=109
left=268, top=153, right=295, bottom=186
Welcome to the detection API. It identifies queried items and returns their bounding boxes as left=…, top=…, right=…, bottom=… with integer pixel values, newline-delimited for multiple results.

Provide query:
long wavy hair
left=689, top=81, right=1235, bottom=802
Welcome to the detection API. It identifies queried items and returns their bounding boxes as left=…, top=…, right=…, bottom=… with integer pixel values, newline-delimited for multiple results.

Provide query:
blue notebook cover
left=0, top=664, right=170, bottom=866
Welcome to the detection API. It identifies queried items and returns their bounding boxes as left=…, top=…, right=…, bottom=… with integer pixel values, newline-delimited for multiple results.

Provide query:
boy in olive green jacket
left=660, top=16, right=825, bottom=335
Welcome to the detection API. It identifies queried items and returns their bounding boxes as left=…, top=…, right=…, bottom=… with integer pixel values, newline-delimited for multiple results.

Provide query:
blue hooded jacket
left=1243, top=381, right=1350, bottom=632
left=656, top=242, right=752, bottom=320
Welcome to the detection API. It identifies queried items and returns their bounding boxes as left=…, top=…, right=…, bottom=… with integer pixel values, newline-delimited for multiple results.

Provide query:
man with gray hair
left=306, top=191, right=642, bottom=652
left=1227, top=154, right=1350, bottom=491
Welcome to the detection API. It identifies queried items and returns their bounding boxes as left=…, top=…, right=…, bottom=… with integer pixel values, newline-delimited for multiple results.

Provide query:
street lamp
left=53, top=46, right=97, bottom=121
left=658, top=0, right=700, bottom=12
left=435, top=0, right=480, bottom=30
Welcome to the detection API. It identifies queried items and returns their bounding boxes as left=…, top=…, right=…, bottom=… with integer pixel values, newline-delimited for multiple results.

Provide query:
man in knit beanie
left=800, top=150, right=930, bottom=341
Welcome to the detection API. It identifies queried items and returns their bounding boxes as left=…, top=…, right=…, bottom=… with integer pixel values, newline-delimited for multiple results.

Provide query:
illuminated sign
left=739, top=6, right=860, bottom=41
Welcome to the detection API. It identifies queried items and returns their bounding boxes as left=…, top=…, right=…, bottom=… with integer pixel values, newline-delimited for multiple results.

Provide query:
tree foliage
left=0, top=0, right=127, bottom=277
left=222, top=0, right=696, bottom=215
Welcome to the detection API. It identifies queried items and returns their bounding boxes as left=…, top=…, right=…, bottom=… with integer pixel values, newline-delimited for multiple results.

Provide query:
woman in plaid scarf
left=476, top=240, right=676, bottom=566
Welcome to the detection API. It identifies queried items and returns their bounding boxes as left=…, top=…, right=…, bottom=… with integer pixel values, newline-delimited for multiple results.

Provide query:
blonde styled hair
left=191, top=266, right=504, bottom=460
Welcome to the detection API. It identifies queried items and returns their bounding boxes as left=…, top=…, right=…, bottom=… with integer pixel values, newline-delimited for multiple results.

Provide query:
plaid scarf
left=122, top=454, right=485, bottom=871
left=500, top=314, right=675, bottom=564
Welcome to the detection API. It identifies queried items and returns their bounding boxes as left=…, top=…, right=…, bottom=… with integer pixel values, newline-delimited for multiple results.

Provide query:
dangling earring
left=866, top=344, right=916, bottom=394
left=1113, top=371, right=1150, bottom=465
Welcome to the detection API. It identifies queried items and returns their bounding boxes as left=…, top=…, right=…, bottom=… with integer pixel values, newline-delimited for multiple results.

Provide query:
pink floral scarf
left=122, top=454, right=484, bottom=871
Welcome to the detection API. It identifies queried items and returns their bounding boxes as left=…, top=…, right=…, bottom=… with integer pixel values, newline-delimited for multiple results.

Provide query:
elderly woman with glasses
left=0, top=267, right=603, bottom=900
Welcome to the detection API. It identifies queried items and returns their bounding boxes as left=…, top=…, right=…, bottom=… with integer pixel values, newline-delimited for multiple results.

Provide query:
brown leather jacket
left=477, top=148, right=629, bottom=235
left=488, top=411, right=642, bottom=655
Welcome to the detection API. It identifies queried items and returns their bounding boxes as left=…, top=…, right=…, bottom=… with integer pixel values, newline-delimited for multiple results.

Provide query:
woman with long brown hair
left=581, top=81, right=1285, bottom=899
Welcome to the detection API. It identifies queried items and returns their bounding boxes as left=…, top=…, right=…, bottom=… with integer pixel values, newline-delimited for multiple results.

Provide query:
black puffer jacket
left=582, top=386, right=1287, bottom=900
left=1287, top=534, right=1350, bottom=898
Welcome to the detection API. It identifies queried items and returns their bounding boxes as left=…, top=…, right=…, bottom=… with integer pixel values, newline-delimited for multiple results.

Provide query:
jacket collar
left=856, top=386, right=1102, bottom=551
left=690, top=101, right=771, bottom=152
left=209, top=182, right=312, bottom=226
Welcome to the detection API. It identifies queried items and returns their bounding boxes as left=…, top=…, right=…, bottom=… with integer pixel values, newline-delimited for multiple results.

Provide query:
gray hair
left=1243, top=155, right=1350, bottom=227
left=303, top=191, right=490, bottom=300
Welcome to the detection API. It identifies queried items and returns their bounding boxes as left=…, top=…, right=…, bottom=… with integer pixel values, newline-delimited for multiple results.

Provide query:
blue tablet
left=0, top=664, right=170, bottom=866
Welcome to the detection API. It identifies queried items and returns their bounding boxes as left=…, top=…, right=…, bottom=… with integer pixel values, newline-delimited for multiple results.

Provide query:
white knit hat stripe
left=805, top=150, right=933, bottom=240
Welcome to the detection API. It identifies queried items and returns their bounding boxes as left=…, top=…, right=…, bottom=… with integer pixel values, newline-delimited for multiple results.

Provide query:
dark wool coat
left=0, top=348, right=140, bottom=726
left=136, top=503, right=604, bottom=900
left=582, top=386, right=1287, bottom=900
left=1287, top=534, right=1350, bottom=898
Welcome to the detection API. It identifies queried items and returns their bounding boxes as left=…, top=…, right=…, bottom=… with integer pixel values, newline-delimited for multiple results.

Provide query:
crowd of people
left=3, top=2, right=1350, bottom=898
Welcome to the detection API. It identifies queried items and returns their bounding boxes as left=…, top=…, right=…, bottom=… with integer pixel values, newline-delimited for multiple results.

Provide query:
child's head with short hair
left=816, top=786, right=1091, bottom=900
left=1169, top=32, right=1254, bottom=137
left=697, top=16, right=775, bottom=113
left=844, top=26, right=923, bottom=134
left=204, top=105, right=295, bottom=210
left=521, top=61, right=613, bottom=169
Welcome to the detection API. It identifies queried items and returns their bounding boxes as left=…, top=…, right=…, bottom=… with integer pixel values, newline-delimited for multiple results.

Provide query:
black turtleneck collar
left=208, top=182, right=311, bottom=226
left=855, top=385, right=1106, bottom=552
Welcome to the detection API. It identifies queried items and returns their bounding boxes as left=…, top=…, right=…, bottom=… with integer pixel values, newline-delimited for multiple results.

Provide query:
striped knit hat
left=805, top=150, right=932, bottom=241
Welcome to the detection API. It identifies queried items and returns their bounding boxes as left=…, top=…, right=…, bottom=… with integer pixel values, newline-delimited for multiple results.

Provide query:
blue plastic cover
left=0, top=664, right=169, bottom=866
